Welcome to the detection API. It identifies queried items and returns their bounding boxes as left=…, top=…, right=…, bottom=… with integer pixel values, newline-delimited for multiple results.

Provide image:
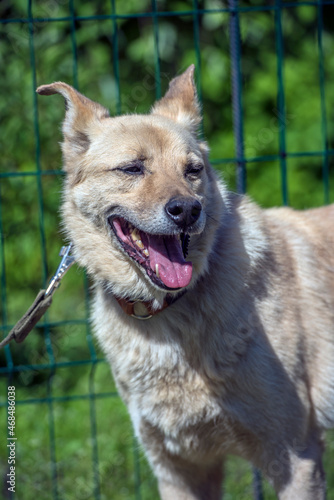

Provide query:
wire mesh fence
left=0, top=1, right=334, bottom=499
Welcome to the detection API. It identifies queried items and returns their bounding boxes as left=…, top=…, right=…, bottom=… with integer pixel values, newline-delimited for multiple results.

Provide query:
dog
left=37, top=65, right=334, bottom=499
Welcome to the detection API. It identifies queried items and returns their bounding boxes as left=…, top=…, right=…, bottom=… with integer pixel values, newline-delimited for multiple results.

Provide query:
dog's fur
left=37, top=66, right=334, bottom=499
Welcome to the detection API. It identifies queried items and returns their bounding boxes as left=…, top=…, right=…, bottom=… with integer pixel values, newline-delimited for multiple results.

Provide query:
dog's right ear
left=36, top=82, right=110, bottom=163
left=151, top=65, right=201, bottom=136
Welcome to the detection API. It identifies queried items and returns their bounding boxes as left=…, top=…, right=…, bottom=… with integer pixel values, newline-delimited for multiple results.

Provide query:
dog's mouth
left=110, top=217, right=192, bottom=290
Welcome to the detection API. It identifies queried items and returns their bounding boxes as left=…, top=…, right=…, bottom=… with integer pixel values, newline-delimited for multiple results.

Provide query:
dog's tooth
left=155, top=264, right=160, bottom=278
left=136, top=240, right=144, bottom=250
left=131, top=228, right=140, bottom=241
left=143, top=248, right=149, bottom=257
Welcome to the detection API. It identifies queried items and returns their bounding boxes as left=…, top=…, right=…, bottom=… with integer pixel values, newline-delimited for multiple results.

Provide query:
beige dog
left=37, top=66, right=334, bottom=499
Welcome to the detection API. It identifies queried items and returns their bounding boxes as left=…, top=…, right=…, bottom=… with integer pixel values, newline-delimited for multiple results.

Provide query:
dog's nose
left=165, top=197, right=202, bottom=228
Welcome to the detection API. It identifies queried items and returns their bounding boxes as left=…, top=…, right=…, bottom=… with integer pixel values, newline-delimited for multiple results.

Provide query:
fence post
left=228, top=0, right=246, bottom=194
left=228, top=1, right=264, bottom=499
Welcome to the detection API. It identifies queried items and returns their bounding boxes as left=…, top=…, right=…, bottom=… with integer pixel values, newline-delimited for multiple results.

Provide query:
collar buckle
left=131, top=301, right=153, bottom=320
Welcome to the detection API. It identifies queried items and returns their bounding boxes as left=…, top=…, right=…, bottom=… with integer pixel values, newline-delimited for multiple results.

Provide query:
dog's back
left=262, top=203, right=334, bottom=429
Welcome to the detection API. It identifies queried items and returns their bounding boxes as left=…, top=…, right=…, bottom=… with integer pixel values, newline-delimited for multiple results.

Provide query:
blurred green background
left=0, top=0, right=333, bottom=498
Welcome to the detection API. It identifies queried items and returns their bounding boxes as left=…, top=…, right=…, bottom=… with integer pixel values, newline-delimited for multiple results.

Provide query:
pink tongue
left=147, top=235, right=192, bottom=289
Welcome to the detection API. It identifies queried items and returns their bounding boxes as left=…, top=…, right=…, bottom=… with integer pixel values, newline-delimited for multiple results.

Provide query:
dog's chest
left=117, top=349, right=233, bottom=458
left=100, top=323, right=245, bottom=460
left=110, top=336, right=221, bottom=423
left=127, top=356, right=254, bottom=461
left=94, top=296, right=258, bottom=460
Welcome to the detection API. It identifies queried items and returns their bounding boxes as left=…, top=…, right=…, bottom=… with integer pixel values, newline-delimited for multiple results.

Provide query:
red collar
left=115, top=291, right=187, bottom=320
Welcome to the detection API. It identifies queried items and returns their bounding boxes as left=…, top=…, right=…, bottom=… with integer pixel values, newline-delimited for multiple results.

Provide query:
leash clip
left=45, top=243, right=75, bottom=297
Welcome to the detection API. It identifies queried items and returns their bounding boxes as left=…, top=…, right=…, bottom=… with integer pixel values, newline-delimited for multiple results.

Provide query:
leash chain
left=0, top=244, right=75, bottom=350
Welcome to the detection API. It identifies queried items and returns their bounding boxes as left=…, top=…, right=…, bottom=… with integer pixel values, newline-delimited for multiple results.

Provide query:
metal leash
left=44, top=244, right=75, bottom=297
left=0, top=244, right=75, bottom=349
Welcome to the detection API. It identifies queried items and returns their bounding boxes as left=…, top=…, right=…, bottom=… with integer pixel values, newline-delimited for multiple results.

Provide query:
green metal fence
left=1, top=1, right=334, bottom=499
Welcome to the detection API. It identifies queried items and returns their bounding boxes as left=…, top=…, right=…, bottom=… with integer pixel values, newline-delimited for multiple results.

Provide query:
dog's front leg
left=276, top=454, right=326, bottom=500
left=267, top=432, right=326, bottom=500
left=156, top=460, right=224, bottom=500
left=138, top=411, right=224, bottom=499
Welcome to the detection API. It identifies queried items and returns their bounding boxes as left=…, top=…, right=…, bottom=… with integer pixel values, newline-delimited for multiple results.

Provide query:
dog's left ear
left=151, top=65, right=201, bottom=135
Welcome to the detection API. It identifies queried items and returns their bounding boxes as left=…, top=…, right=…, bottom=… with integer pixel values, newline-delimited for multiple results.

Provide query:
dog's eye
left=118, top=162, right=144, bottom=175
left=185, top=164, right=204, bottom=177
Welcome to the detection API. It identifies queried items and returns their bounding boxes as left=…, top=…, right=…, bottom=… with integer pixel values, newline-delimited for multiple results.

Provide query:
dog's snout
left=165, top=197, right=202, bottom=228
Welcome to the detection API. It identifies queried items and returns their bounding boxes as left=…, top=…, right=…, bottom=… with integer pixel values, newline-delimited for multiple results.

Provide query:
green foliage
left=0, top=0, right=333, bottom=498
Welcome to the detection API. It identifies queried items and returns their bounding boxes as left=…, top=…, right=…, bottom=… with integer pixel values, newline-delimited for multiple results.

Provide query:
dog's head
left=37, top=66, right=226, bottom=302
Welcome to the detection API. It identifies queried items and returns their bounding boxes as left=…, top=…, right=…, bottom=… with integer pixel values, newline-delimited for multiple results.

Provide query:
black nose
left=165, top=197, right=202, bottom=229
